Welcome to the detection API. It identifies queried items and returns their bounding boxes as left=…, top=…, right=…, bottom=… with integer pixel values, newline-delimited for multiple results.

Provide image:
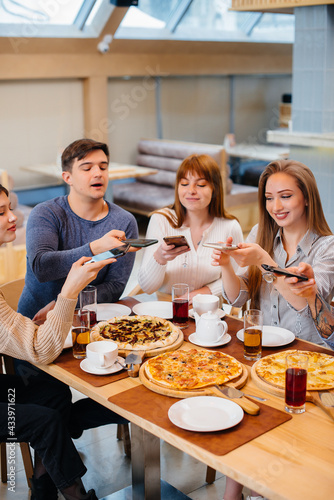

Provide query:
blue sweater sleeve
left=24, top=198, right=138, bottom=306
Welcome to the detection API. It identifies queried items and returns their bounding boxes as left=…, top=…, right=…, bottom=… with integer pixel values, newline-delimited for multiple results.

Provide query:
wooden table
left=21, top=162, right=158, bottom=202
left=35, top=299, right=334, bottom=500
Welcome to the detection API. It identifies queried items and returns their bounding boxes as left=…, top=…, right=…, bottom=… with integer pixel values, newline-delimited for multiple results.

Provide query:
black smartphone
left=121, top=238, right=158, bottom=248
left=87, top=244, right=129, bottom=263
left=261, top=264, right=308, bottom=281
left=163, top=235, right=190, bottom=248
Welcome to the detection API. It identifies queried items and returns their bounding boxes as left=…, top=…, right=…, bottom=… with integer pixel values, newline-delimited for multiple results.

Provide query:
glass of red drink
left=172, top=283, right=189, bottom=328
left=285, top=352, right=308, bottom=414
left=80, top=285, right=97, bottom=326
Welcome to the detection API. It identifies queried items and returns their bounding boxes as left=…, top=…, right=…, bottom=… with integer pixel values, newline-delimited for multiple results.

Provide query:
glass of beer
left=285, top=352, right=308, bottom=413
left=243, top=309, right=263, bottom=361
left=72, top=309, right=91, bottom=359
left=79, top=285, right=97, bottom=326
left=172, top=283, right=189, bottom=328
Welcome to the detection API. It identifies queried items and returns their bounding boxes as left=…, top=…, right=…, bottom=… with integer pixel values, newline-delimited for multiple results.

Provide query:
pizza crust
left=255, top=350, right=334, bottom=391
left=90, top=315, right=180, bottom=351
left=144, top=349, right=243, bottom=390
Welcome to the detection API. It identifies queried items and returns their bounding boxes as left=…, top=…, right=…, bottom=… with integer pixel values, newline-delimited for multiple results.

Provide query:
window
left=0, top=0, right=113, bottom=38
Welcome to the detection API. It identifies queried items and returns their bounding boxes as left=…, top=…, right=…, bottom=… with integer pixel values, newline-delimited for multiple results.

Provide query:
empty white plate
left=168, top=396, right=243, bottom=432
left=237, top=325, right=295, bottom=347
left=96, top=303, right=131, bottom=321
left=132, top=301, right=173, bottom=319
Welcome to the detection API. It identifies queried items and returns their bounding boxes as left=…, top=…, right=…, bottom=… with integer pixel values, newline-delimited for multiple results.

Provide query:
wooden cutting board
left=118, top=328, right=184, bottom=358
left=139, top=362, right=248, bottom=399
left=251, top=359, right=334, bottom=421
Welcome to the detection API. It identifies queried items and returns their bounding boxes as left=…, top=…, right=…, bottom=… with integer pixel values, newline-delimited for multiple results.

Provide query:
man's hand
left=89, top=229, right=126, bottom=256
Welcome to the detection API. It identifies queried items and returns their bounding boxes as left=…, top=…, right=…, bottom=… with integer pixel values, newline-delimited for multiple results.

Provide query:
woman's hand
left=60, top=256, right=115, bottom=300
left=227, top=242, right=271, bottom=268
left=284, top=262, right=317, bottom=299
left=154, top=241, right=189, bottom=266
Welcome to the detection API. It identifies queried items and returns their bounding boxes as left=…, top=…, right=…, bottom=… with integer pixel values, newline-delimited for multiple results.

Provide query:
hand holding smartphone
left=163, top=235, right=190, bottom=248
left=261, top=264, right=308, bottom=281
left=203, top=242, right=239, bottom=250
left=86, top=244, right=130, bottom=264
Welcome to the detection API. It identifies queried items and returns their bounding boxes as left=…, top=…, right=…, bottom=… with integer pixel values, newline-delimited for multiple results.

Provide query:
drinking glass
left=172, top=283, right=189, bottom=328
left=80, top=285, right=97, bottom=326
left=285, top=352, right=308, bottom=414
left=243, top=309, right=263, bottom=361
left=72, top=309, right=90, bottom=359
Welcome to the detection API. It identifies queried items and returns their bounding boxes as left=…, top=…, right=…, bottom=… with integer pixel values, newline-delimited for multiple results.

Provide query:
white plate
left=132, top=301, right=173, bottom=319
left=80, top=356, right=125, bottom=375
left=237, top=325, right=295, bottom=347
left=188, top=332, right=231, bottom=348
left=189, top=308, right=225, bottom=319
left=168, top=396, right=244, bottom=432
left=96, top=303, right=131, bottom=321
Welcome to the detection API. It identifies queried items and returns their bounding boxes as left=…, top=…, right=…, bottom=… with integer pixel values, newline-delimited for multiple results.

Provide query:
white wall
left=1, top=74, right=291, bottom=189
left=0, top=79, right=83, bottom=189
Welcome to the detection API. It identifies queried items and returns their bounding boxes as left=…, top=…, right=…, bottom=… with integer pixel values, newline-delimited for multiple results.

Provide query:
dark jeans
left=0, top=374, right=86, bottom=490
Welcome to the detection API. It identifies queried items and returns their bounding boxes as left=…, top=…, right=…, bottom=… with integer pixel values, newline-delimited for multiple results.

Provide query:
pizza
left=90, top=315, right=180, bottom=351
left=255, top=350, right=334, bottom=391
left=144, top=349, right=243, bottom=390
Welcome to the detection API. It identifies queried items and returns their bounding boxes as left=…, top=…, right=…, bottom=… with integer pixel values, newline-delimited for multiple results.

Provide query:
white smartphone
left=203, top=242, right=239, bottom=250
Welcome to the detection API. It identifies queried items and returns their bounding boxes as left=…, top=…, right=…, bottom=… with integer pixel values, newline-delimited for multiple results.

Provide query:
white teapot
left=194, top=310, right=227, bottom=343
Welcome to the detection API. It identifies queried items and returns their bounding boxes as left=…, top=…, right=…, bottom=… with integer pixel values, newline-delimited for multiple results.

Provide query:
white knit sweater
left=138, top=211, right=243, bottom=296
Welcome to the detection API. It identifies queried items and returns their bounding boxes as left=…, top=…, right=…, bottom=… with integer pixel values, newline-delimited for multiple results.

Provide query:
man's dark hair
left=61, top=139, right=110, bottom=173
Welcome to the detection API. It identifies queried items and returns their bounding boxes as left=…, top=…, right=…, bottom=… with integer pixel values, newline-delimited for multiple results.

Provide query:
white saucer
left=188, top=332, right=231, bottom=347
left=189, top=308, right=225, bottom=319
left=80, top=356, right=125, bottom=375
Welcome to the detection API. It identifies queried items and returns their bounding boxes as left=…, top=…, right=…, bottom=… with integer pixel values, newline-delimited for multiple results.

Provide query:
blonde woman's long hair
left=154, top=154, right=236, bottom=228
left=248, top=159, right=332, bottom=308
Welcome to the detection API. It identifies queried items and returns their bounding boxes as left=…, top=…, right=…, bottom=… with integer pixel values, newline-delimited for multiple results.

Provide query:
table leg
left=131, top=423, right=161, bottom=500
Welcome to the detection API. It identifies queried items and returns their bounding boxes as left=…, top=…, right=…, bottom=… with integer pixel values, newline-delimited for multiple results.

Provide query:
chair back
left=0, top=278, right=25, bottom=311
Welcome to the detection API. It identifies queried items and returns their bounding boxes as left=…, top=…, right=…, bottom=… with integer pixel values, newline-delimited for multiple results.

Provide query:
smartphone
left=121, top=238, right=158, bottom=248
left=163, top=235, right=190, bottom=248
left=87, top=244, right=129, bottom=264
left=203, top=242, right=239, bottom=250
left=261, top=264, right=308, bottom=281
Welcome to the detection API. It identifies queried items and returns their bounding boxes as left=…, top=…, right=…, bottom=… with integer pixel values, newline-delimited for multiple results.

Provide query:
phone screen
left=87, top=244, right=128, bottom=263
left=163, top=236, right=189, bottom=248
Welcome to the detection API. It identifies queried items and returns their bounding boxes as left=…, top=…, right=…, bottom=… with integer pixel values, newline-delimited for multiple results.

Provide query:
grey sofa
left=113, top=139, right=258, bottom=232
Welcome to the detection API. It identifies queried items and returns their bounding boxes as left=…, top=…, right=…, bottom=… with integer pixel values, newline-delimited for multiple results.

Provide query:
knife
left=213, top=385, right=260, bottom=415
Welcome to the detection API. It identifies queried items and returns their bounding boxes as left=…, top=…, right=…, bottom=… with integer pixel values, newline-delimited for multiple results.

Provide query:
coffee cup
left=86, top=341, right=118, bottom=369
left=193, top=294, right=219, bottom=316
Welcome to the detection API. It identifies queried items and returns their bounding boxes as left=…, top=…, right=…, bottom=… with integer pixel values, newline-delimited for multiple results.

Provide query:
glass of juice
left=243, top=309, right=263, bottom=361
left=80, top=285, right=97, bottom=326
left=285, top=352, right=308, bottom=414
left=72, top=309, right=91, bottom=359
left=172, top=283, right=189, bottom=328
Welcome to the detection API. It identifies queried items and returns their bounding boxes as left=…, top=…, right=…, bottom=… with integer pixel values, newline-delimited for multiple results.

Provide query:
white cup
left=193, top=294, right=219, bottom=316
left=86, top=341, right=118, bottom=369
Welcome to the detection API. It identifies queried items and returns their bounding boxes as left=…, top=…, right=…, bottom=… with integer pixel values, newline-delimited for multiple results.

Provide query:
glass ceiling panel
left=116, top=0, right=295, bottom=43
left=0, top=0, right=113, bottom=37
